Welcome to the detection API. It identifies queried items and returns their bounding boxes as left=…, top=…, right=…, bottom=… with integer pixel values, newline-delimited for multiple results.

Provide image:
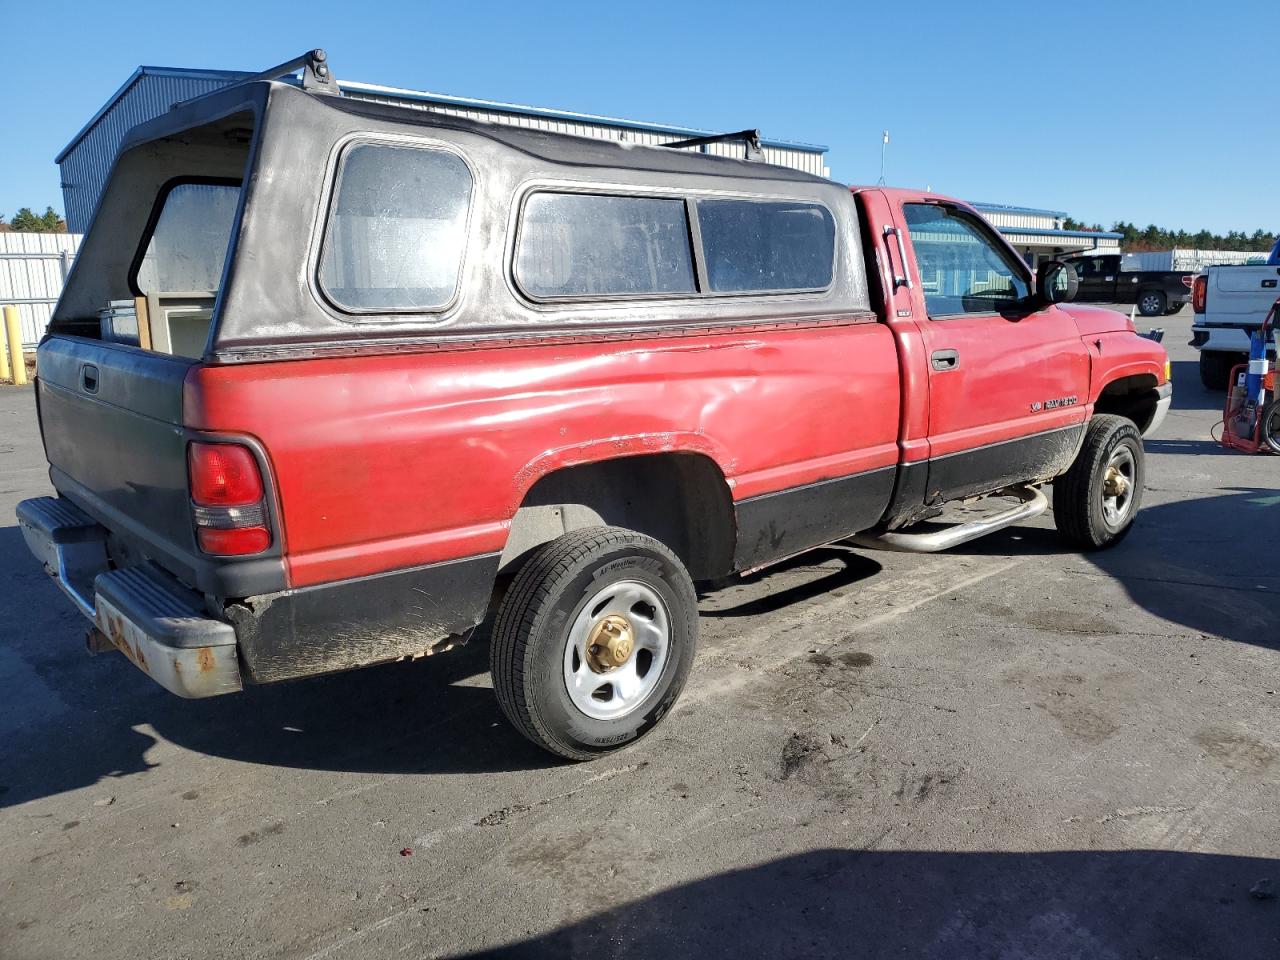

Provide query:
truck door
left=894, top=199, right=1091, bottom=501
left=1071, top=255, right=1114, bottom=302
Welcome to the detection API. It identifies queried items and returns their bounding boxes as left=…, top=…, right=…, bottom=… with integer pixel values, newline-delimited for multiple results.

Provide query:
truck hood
left=1058, top=303, right=1136, bottom=337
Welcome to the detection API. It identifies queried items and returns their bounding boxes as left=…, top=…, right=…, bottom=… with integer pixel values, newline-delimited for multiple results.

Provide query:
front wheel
left=1053, top=415, right=1145, bottom=550
left=489, top=526, right=699, bottom=761
left=1198, top=351, right=1240, bottom=391
left=1137, top=290, right=1167, bottom=317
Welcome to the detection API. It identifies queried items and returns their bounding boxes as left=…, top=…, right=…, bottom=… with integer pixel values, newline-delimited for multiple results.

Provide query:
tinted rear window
left=515, top=193, right=696, bottom=298
left=135, top=181, right=241, bottom=295
left=696, top=199, right=835, bottom=293
left=319, top=143, right=472, bottom=313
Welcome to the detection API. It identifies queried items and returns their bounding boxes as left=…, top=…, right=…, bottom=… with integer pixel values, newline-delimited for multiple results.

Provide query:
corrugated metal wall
left=977, top=210, right=1060, bottom=231
left=60, top=74, right=831, bottom=235
left=336, top=91, right=829, bottom=176
left=60, top=73, right=239, bottom=232
left=1121, top=249, right=1269, bottom=272
left=0, top=233, right=82, bottom=345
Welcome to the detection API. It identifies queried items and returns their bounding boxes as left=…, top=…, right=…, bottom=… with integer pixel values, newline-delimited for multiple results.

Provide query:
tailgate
left=1207, top=266, right=1280, bottom=322
left=37, top=335, right=200, bottom=581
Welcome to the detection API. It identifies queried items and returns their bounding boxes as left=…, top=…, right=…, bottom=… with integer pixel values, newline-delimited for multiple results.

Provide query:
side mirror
left=1037, top=260, right=1078, bottom=305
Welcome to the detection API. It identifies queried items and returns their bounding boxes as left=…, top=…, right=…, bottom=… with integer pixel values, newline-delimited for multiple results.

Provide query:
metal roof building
left=972, top=202, right=1122, bottom=266
left=50, top=61, right=1120, bottom=324
left=55, top=66, right=831, bottom=233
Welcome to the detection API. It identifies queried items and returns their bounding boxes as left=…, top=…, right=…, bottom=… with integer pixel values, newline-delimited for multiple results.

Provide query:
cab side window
left=903, top=203, right=1030, bottom=317
left=1073, top=257, right=1101, bottom=279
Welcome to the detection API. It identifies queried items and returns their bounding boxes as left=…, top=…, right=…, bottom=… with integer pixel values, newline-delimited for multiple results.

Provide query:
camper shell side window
left=511, top=190, right=838, bottom=306
left=316, top=141, right=475, bottom=316
left=66, top=82, right=869, bottom=356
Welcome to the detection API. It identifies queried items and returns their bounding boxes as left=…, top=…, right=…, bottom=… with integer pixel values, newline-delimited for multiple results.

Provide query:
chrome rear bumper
left=16, top=496, right=242, bottom=698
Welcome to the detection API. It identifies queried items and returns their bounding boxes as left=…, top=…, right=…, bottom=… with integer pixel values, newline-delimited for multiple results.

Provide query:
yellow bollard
left=0, top=313, right=9, bottom=382
left=3, top=305, right=27, bottom=386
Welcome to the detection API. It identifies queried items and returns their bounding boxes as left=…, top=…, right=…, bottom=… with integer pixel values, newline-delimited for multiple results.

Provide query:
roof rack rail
left=660, top=129, right=763, bottom=161
left=242, top=48, right=338, bottom=94
left=173, top=48, right=338, bottom=109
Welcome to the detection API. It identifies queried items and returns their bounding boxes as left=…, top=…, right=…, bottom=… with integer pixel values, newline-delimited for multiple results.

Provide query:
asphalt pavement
left=1, top=307, right=1277, bottom=959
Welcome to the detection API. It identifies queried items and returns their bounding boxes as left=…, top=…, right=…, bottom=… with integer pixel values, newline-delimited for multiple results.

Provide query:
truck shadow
left=945, top=486, right=1279, bottom=651
left=1145, top=438, right=1239, bottom=456
left=1170, top=359, right=1227, bottom=413
left=700, top=547, right=882, bottom=618
left=1, top=479, right=1272, bottom=804
left=0, top=532, right=881, bottom=806
left=0, top=518, right=561, bottom=807
left=450, top=848, right=1279, bottom=959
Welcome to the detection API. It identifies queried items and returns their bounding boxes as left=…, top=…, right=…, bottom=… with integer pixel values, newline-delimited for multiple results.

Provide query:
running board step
left=850, top=486, right=1048, bottom=554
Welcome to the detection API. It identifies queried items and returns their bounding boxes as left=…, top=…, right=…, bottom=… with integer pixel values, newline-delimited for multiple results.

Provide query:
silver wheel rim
left=1141, top=294, right=1160, bottom=313
left=562, top=579, right=671, bottom=721
left=1101, top=446, right=1136, bottom=527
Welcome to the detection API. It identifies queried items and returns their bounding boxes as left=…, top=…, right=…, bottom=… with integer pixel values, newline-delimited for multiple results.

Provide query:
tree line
left=1064, top=217, right=1275, bottom=253
left=0, top=207, right=67, bottom=232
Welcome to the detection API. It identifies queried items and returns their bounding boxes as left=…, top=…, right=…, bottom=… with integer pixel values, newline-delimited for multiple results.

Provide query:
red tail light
left=188, top=441, right=270, bottom=555
left=195, top=526, right=272, bottom=555
left=1192, top=275, right=1207, bottom=314
left=188, top=442, right=263, bottom=505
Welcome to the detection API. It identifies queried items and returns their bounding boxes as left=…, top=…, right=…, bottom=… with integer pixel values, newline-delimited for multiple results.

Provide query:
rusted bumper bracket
left=95, top=566, right=243, bottom=698
left=17, top=496, right=243, bottom=698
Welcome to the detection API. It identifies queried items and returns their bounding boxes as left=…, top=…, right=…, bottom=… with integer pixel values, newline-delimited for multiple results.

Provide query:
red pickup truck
left=18, top=73, right=1170, bottom=759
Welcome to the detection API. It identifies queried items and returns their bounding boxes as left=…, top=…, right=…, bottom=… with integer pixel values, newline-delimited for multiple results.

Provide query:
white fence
left=0, top=233, right=82, bottom=346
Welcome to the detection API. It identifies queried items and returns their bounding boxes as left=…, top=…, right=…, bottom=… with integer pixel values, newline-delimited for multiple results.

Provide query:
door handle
left=81, top=364, right=99, bottom=394
left=882, top=225, right=914, bottom=290
left=930, top=349, right=959, bottom=371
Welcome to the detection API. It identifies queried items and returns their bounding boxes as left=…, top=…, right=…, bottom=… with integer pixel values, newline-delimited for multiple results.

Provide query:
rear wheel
left=490, top=526, right=698, bottom=761
left=1137, top=290, right=1166, bottom=317
left=1053, top=415, right=1145, bottom=550
left=1198, top=351, right=1239, bottom=391
left=1262, top=401, right=1280, bottom=455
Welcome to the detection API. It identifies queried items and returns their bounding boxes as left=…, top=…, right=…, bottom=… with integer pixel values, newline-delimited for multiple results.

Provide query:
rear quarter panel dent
left=184, top=323, right=901, bottom=587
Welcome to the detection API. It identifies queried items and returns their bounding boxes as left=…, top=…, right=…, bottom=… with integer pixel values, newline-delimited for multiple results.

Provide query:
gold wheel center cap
left=586, top=615, right=634, bottom=673
left=1103, top=466, right=1129, bottom=497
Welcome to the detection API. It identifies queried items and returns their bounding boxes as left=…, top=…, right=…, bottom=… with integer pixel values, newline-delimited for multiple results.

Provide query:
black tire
left=1053, top=415, right=1145, bottom=550
left=1164, top=303, right=1184, bottom=316
left=1262, top=401, right=1280, bottom=455
left=1198, top=351, right=1239, bottom=392
left=1136, top=290, right=1166, bottom=317
left=490, top=526, right=698, bottom=761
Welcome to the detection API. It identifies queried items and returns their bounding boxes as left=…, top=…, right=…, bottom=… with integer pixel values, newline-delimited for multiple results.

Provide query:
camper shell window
left=318, top=142, right=473, bottom=314
left=515, top=193, right=697, bottom=300
left=512, top=190, right=837, bottom=304
left=47, top=102, right=258, bottom=352
left=696, top=199, right=836, bottom=294
left=53, top=82, right=867, bottom=356
left=131, top=179, right=243, bottom=296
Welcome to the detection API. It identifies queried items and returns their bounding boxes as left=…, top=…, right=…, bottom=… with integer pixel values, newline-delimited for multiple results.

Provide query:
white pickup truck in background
left=1191, top=243, right=1280, bottom=389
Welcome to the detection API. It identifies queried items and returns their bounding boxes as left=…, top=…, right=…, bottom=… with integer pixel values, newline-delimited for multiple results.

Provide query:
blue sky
left=1, top=0, right=1275, bottom=234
